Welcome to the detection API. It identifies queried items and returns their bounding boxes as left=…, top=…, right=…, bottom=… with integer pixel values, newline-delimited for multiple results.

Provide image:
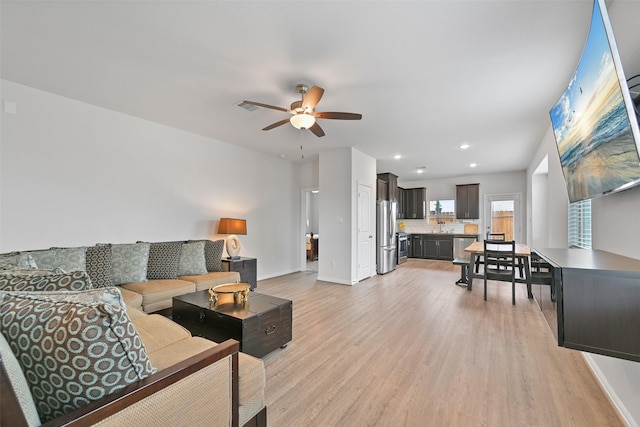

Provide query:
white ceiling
left=3, top=0, right=638, bottom=181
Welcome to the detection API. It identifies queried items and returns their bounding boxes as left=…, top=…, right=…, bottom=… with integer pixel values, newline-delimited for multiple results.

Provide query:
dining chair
left=475, top=233, right=506, bottom=273
left=530, top=251, right=554, bottom=300
left=486, top=232, right=506, bottom=240
left=484, top=232, right=527, bottom=277
left=483, top=239, right=517, bottom=305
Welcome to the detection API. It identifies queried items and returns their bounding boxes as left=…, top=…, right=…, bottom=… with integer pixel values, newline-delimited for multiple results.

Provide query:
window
left=568, top=199, right=592, bottom=249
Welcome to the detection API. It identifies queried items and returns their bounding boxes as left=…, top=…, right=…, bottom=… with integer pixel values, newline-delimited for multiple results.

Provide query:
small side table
left=222, top=257, right=257, bottom=290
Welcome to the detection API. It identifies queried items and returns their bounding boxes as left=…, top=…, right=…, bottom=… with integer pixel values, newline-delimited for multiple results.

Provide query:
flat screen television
left=550, top=0, right=640, bottom=203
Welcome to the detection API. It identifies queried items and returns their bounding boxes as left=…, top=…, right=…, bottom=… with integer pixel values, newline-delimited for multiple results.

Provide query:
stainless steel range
left=397, top=232, right=408, bottom=264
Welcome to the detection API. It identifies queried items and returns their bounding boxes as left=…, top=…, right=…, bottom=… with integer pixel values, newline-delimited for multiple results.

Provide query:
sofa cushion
left=111, top=243, right=150, bottom=285
left=189, top=239, right=225, bottom=272
left=29, top=247, right=86, bottom=272
left=0, top=288, right=156, bottom=423
left=146, top=336, right=217, bottom=371
left=120, top=279, right=195, bottom=313
left=85, top=245, right=113, bottom=288
left=0, top=252, right=38, bottom=270
left=117, top=286, right=143, bottom=311
left=130, top=313, right=192, bottom=355
left=0, top=270, right=93, bottom=292
left=0, top=332, right=41, bottom=427
left=147, top=242, right=183, bottom=280
left=179, top=271, right=240, bottom=292
left=177, top=241, right=207, bottom=276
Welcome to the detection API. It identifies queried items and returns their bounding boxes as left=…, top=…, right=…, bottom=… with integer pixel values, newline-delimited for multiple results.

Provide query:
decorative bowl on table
left=208, top=283, right=250, bottom=305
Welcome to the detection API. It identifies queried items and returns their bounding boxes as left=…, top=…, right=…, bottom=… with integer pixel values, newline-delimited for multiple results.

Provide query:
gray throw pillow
left=188, top=239, right=224, bottom=272
left=177, top=241, right=207, bottom=276
left=147, top=241, right=183, bottom=280
left=111, top=243, right=150, bottom=285
left=204, top=240, right=225, bottom=272
left=29, top=247, right=86, bottom=272
left=85, top=244, right=113, bottom=288
left=0, top=270, right=93, bottom=292
left=0, top=287, right=156, bottom=423
left=0, top=252, right=38, bottom=270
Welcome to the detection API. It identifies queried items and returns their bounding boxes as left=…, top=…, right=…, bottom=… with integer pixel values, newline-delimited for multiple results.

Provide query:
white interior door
left=357, top=183, right=373, bottom=281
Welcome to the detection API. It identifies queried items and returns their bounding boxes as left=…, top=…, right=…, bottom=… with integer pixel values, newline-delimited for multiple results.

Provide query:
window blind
left=568, top=199, right=592, bottom=249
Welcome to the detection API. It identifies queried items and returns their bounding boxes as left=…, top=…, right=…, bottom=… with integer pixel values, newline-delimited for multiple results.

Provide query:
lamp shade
left=290, top=113, right=316, bottom=130
left=218, top=218, right=247, bottom=235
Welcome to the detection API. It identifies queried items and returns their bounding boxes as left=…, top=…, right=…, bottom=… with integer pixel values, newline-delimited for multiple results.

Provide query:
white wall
left=0, top=79, right=301, bottom=280
left=318, top=148, right=352, bottom=284
left=525, top=5, right=640, bottom=419
left=574, top=5, right=640, bottom=420
left=528, top=120, right=640, bottom=426
left=526, top=126, right=569, bottom=249
left=530, top=155, right=549, bottom=249
left=317, top=147, right=376, bottom=285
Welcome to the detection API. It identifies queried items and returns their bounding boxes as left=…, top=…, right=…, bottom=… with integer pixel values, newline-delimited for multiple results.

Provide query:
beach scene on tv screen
left=550, top=0, right=640, bottom=203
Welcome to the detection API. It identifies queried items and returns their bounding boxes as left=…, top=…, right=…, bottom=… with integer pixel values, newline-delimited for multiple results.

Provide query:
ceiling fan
left=243, top=84, right=362, bottom=137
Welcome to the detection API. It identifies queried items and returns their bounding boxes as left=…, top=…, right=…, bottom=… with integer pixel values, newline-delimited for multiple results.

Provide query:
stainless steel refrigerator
left=377, top=200, right=397, bottom=274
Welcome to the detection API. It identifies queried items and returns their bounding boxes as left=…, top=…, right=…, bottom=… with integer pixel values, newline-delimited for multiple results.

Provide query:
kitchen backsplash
left=398, top=219, right=480, bottom=234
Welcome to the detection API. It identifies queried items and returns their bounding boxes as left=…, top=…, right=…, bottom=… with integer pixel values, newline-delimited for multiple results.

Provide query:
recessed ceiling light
left=459, top=143, right=470, bottom=150
left=417, top=169, right=424, bottom=174
left=469, top=163, right=477, bottom=168
left=416, top=166, right=426, bottom=174
left=394, top=154, right=402, bottom=159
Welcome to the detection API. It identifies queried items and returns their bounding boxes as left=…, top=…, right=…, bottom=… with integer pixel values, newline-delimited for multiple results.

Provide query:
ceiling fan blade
left=243, top=100, right=290, bottom=113
left=314, top=111, right=362, bottom=120
left=309, top=122, right=325, bottom=137
left=262, top=118, right=291, bottom=131
left=302, top=86, right=324, bottom=111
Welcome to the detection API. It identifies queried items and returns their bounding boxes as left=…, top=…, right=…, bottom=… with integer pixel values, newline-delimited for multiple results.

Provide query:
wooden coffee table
left=172, top=290, right=292, bottom=358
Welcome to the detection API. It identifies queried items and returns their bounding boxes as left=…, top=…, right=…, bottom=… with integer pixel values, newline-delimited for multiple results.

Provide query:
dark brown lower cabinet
left=535, top=247, right=640, bottom=362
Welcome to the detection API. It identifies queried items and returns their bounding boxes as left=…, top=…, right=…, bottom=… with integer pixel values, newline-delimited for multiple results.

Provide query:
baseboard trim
left=316, top=275, right=352, bottom=285
left=581, top=352, right=636, bottom=427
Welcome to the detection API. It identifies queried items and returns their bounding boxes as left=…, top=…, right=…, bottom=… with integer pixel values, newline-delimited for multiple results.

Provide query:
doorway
left=484, top=193, right=522, bottom=242
left=303, top=189, right=319, bottom=272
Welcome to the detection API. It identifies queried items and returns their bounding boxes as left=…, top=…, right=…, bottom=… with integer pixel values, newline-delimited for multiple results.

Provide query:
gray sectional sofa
left=0, top=240, right=266, bottom=426
left=9, top=239, right=241, bottom=312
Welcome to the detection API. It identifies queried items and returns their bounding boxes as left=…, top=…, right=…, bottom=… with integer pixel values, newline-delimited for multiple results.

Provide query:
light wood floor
left=257, top=259, right=624, bottom=427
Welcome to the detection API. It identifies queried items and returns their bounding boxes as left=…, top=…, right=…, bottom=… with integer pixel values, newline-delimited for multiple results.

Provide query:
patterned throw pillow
left=29, top=247, right=86, bottom=272
left=0, top=270, right=93, bottom=292
left=177, top=241, right=207, bottom=276
left=0, top=288, right=156, bottom=423
left=111, top=243, right=150, bottom=285
left=195, top=239, right=225, bottom=272
left=85, top=245, right=113, bottom=288
left=0, top=252, right=38, bottom=270
left=146, top=242, right=183, bottom=280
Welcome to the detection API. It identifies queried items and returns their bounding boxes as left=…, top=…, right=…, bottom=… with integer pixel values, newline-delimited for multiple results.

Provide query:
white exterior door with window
left=484, top=193, right=523, bottom=242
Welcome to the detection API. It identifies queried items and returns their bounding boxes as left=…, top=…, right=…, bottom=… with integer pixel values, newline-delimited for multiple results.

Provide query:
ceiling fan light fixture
left=290, top=113, right=316, bottom=130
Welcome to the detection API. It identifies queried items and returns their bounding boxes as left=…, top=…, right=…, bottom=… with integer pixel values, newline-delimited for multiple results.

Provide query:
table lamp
left=218, top=218, right=247, bottom=260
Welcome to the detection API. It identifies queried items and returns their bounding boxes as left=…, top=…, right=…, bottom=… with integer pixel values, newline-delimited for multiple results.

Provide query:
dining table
left=464, top=241, right=534, bottom=299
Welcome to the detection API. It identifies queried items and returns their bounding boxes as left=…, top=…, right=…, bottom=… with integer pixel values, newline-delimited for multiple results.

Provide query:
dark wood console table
left=535, top=248, right=640, bottom=362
